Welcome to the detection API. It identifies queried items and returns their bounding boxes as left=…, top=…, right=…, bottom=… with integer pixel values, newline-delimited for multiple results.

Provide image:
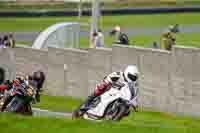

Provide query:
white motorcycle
left=73, top=82, right=138, bottom=121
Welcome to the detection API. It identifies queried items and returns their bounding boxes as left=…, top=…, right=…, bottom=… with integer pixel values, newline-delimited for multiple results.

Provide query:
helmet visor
left=128, top=73, right=137, bottom=82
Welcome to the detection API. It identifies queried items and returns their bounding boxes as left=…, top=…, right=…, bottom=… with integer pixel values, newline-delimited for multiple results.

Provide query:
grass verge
left=1, top=13, right=200, bottom=32
left=32, top=95, right=82, bottom=113
left=1, top=95, right=200, bottom=132
left=0, top=109, right=200, bottom=133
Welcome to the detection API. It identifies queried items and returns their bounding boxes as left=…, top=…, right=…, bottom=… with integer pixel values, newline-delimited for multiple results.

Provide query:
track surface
left=32, top=108, right=72, bottom=118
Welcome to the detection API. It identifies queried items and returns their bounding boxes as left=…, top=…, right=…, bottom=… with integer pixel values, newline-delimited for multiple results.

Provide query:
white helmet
left=114, top=25, right=121, bottom=32
left=124, top=65, right=139, bottom=82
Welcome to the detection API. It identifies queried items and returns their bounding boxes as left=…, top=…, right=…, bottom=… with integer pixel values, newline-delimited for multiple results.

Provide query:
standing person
left=3, top=35, right=10, bottom=48
left=8, top=34, right=15, bottom=48
left=28, top=70, right=46, bottom=102
left=160, top=25, right=179, bottom=51
left=95, top=29, right=105, bottom=48
left=90, top=31, right=98, bottom=48
left=0, top=37, right=3, bottom=48
left=0, top=37, right=6, bottom=48
left=110, top=25, right=129, bottom=45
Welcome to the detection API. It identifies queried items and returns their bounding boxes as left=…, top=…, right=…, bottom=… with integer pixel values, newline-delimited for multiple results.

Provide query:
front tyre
left=112, top=104, right=129, bottom=121
left=105, top=102, right=129, bottom=121
left=5, top=96, right=24, bottom=113
left=20, top=103, right=33, bottom=116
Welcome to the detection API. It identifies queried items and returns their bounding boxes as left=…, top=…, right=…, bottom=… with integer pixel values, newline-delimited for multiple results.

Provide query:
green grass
left=1, top=95, right=200, bottom=133
left=0, top=110, right=200, bottom=133
left=32, top=95, right=82, bottom=112
left=131, top=32, right=200, bottom=48
left=16, top=41, right=33, bottom=47
left=9, top=13, right=200, bottom=48
left=1, top=13, right=200, bottom=32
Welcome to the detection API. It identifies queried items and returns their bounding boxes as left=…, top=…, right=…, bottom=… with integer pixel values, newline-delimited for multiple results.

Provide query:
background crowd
left=91, top=24, right=179, bottom=51
left=0, top=34, right=15, bottom=48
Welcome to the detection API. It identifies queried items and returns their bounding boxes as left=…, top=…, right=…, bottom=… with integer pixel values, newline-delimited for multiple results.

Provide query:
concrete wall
left=46, top=47, right=65, bottom=96
left=88, top=48, right=112, bottom=94
left=112, top=45, right=139, bottom=72
left=136, top=48, right=171, bottom=112
left=169, top=46, right=200, bottom=116
left=1, top=45, right=200, bottom=117
left=14, top=46, right=48, bottom=76
left=63, top=48, right=88, bottom=98
left=0, top=48, right=16, bottom=81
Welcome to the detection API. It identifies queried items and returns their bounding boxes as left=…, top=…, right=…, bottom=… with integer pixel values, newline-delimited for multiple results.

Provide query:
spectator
left=160, top=25, right=180, bottom=51
left=95, top=29, right=105, bottom=48
left=8, top=34, right=15, bottom=48
left=110, top=25, right=129, bottom=45
left=0, top=37, right=6, bottom=48
left=90, top=31, right=98, bottom=48
left=0, top=37, right=3, bottom=48
left=171, top=24, right=180, bottom=33
left=3, top=35, right=10, bottom=47
left=28, top=70, right=46, bottom=102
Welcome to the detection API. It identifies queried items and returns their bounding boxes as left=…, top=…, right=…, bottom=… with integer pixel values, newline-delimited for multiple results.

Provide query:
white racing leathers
left=84, top=71, right=139, bottom=119
left=96, top=71, right=139, bottom=108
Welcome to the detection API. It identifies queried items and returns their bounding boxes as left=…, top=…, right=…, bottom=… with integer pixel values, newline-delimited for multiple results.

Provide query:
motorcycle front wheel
left=105, top=102, right=129, bottom=121
left=5, top=96, right=24, bottom=113
left=20, top=103, right=33, bottom=116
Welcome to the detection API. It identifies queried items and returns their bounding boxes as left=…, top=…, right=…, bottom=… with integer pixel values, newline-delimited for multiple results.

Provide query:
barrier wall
left=46, top=47, right=65, bottom=96
left=14, top=46, right=48, bottom=76
left=63, top=48, right=88, bottom=98
left=88, top=48, right=112, bottom=94
left=112, top=45, right=139, bottom=72
left=169, top=47, right=200, bottom=116
left=1, top=45, right=200, bottom=117
left=0, top=48, right=16, bottom=81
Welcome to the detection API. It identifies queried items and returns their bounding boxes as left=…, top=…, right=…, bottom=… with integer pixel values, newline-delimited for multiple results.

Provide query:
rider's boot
left=73, top=92, right=96, bottom=118
left=80, top=92, right=96, bottom=111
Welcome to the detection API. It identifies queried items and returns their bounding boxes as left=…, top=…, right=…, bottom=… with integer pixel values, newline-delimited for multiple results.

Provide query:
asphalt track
left=1, top=24, right=200, bottom=43
left=32, top=108, right=72, bottom=118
